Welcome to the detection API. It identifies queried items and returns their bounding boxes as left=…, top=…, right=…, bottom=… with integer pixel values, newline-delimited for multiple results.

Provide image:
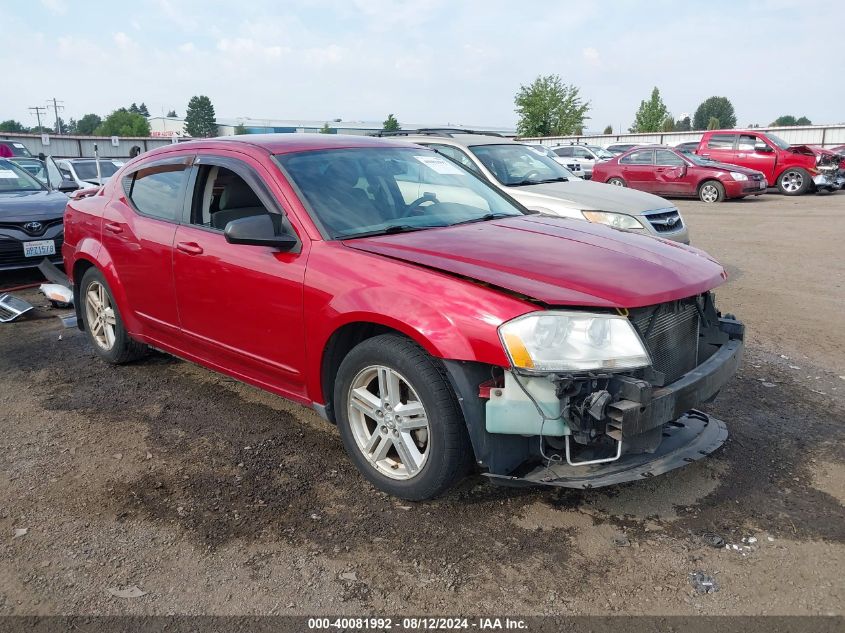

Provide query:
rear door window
left=620, top=149, right=654, bottom=165
left=124, top=159, right=191, bottom=222
left=706, top=134, right=736, bottom=150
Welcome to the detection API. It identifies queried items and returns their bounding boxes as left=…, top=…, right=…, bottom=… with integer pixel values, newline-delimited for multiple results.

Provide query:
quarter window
left=706, top=134, right=736, bottom=150
left=620, top=149, right=654, bottom=165
left=125, top=162, right=189, bottom=221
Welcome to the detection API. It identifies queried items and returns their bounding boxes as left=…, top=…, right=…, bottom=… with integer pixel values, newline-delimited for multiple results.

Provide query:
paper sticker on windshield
left=0, top=170, right=18, bottom=179
left=414, top=155, right=465, bottom=175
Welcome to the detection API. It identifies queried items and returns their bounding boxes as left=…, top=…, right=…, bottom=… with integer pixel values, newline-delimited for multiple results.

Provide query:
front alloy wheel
left=334, top=334, right=472, bottom=500
left=347, top=365, right=430, bottom=480
left=778, top=168, right=810, bottom=195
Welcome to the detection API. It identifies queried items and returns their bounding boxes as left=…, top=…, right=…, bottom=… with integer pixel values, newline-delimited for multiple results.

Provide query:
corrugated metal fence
left=0, top=133, right=179, bottom=158
left=521, top=124, right=845, bottom=149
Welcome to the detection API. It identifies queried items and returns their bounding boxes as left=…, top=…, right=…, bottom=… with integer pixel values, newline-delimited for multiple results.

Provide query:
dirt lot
left=0, top=192, right=843, bottom=617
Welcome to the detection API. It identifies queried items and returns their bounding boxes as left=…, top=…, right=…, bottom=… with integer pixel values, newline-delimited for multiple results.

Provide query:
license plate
left=23, top=239, right=56, bottom=258
left=759, top=181, right=767, bottom=189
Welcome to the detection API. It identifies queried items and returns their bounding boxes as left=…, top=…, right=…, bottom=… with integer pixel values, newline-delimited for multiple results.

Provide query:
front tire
left=80, top=268, right=146, bottom=364
left=607, top=177, right=626, bottom=187
left=334, top=334, right=472, bottom=500
left=699, top=180, right=725, bottom=203
left=777, top=167, right=811, bottom=195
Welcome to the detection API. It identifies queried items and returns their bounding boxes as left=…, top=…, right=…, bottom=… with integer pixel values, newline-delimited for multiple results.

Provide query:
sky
left=2, top=0, right=843, bottom=133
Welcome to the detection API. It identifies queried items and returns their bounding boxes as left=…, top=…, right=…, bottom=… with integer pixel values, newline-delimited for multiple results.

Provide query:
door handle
left=104, top=222, right=123, bottom=234
left=176, top=242, right=204, bottom=255
left=700, top=153, right=711, bottom=157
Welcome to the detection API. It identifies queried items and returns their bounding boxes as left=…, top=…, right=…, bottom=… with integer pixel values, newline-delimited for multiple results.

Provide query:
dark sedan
left=0, top=159, right=67, bottom=271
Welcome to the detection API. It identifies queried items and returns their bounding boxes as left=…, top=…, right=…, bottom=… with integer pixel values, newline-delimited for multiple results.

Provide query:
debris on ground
left=0, top=294, right=34, bottom=322
left=612, top=534, right=631, bottom=547
left=340, top=571, right=358, bottom=582
left=688, top=571, right=719, bottom=594
left=12, top=528, right=28, bottom=538
left=700, top=532, right=725, bottom=548
left=39, top=283, right=73, bottom=308
left=107, top=585, right=147, bottom=599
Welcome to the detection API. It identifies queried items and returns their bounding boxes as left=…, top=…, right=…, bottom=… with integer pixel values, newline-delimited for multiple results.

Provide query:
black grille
left=629, top=300, right=699, bottom=384
left=644, top=209, right=684, bottom=233
left=0, top=236, right=63, bottom=267
left=0, top=218, right=63, bottom=237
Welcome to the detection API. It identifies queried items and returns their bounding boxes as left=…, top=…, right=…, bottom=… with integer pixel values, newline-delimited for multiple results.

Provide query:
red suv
left=63, top=135, right=744, bottom=500
left=695, top=130, right=843, bottom=195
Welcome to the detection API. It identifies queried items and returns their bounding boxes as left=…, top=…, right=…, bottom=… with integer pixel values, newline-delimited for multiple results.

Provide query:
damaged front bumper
left=813, top=167, right=845, bottom=190
left=443, top=306, right=743, bottom=489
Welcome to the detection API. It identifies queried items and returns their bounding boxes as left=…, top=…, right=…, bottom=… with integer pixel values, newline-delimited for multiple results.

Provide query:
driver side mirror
left=754, top=142, right=773, bottom=153
left=58, top=179, right=79, bottom=193
left=224, top=214, right=298, bottom=251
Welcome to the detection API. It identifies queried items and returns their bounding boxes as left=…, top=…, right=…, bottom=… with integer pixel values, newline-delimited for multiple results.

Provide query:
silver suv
left=551, top=144, right=614, bottom=180
left=382, top=130, right=689, bottom=243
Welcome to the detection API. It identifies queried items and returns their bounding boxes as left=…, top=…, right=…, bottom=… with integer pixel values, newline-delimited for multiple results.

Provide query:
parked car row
left=546, top=129, right=844, bottom=201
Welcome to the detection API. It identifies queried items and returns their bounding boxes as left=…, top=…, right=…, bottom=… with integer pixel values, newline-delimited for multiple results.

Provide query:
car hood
left=0, top=190, right=68, bottom=222
left=507, top=179, right=673, bottom=215
left=345, top=215, right=726, bottom=308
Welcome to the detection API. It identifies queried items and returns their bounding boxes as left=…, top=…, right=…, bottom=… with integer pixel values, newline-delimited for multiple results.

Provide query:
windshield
left=766, top=134, right=791, bottom=150
left=589, top=147, right=615, bottom=160
left=10, top=158, right=49, bottom=184
left=469, top=144, right=572, bottom=186
left=0, top=159, right=45, bottom=193
left=527, top=146, right=577, bottom=178
left=276, top=147, right=524, bottom=239
left=72, top=161, right=120, bottom=181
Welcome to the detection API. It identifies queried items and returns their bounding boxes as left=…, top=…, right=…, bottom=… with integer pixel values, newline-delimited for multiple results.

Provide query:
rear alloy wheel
left=335, top=334, right=472, bottom=500
left=607, top=177, right=626, bottom=187
left=80, top=268, right=147, bottom=364
left=699, top=180, right=725, bottom=203
left=777, top=168, right=811, bottom=195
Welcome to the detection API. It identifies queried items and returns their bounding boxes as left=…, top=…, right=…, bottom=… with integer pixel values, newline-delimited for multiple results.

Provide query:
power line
left=47, top=97, right=65, bottom=134
left=28, top=106, right=47, bottom=131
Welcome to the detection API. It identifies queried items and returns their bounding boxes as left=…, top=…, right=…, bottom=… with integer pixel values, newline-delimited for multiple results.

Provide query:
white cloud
left=582, top=47, right=601, bottom=68
left=113, top=32, right=134, bottom=51
left=40, top=0, right=66, bottom=15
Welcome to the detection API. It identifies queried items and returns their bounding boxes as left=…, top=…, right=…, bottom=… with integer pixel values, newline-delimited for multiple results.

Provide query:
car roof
left=159, top=133, right=419, bottom=156
left=397, top=134, right=516, bottom=147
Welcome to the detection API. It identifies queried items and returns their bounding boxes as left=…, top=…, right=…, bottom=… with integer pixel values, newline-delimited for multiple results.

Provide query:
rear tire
left=607, top=177, right=626, bottom=187
left=79, top=268, right=147, bottom=364
left=334, top=334, right=472, bottom=500
left=777, top=167, right=811, bottom=195
left=699, top=180, right=725, bottom=203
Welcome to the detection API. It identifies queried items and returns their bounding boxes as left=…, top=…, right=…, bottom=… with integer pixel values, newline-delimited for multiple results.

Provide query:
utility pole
left=28, top=106, right=47, bottom=132
left=47, top=98, right=65, bottom=134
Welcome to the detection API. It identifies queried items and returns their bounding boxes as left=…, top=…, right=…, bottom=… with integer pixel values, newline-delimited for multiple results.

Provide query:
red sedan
left=62, top=134, right=743, bottom=499
left=592, top=146, right=768, bottom=202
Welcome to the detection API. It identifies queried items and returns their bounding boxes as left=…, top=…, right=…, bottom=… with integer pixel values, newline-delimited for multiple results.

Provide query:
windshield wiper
left=509, top=176, right=568, bottom=186
left=337, top=224, right=446, bottom=240
left=449, top=212, right=516, bottom=226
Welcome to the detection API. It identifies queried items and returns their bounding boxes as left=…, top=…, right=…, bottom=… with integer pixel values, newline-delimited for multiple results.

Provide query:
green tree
left=184, top=95, right=217, bottom=137
left=693, top=96, right=736, bottom=130
left=319, top=122, right=333, bottom=134
left=76, top=113, right=102, bottom=135
left=128, top=103, right=140, bottom=114
left=661, top=115, right=675, bottom=132
left=674, top=116, right=691, bottom=131
left=602, top=125, right=613, bottom=134
left=138, top=103, right=150, bottom=117
left=707, top=116, right=721, bottom=130
left=0, top=119, right=27, bottom=132
left=628, top=87, right=670, bottom=133
left=234, top=123, right=247, bottom=135
left=771, top=115, right=812, bottom=126
left=65, top=118, right=78, bottom=134
left=166, top=109, right=178, bottom=117
left=514, top=74, right=590, bottom=137
left=382, top=114, right=400, bottom=132
left=95, top=109, right=151, bottom=137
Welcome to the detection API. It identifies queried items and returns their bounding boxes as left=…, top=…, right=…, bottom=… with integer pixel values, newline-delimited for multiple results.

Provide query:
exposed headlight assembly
left=499, top=311, right=651, bottom=372
left=729, top=172, right=748, bottom=181
left=581, top=210, right=645, bottom=230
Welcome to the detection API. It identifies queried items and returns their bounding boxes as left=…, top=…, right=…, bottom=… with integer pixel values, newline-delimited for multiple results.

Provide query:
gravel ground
left=0, top=191, right=843, bottom=616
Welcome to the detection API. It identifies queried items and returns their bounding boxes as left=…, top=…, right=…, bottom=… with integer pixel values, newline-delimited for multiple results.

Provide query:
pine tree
left=184, top=95, right=218, bottom=138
